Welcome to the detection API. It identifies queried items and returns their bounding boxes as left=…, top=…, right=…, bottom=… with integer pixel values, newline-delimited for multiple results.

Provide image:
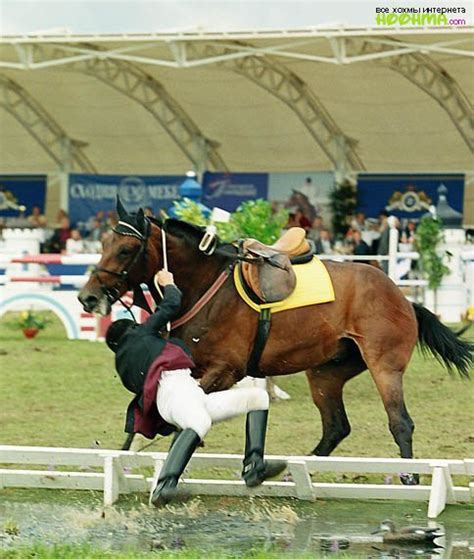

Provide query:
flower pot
left=22, top=328, right=39, bottom=339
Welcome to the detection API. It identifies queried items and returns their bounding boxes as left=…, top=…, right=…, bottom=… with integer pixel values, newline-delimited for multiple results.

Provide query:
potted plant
left=15, top=310, right=51, bottom=339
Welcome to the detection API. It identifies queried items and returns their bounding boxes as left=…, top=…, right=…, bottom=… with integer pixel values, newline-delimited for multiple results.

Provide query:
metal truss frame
left=344, top=37, right=474, bottom=152
left=0, top=75, right=97, bottom=172
left=7, top=43, right=228, bottom=173
left=2, top=41, right=365, bottom=171
left=185, top=42, right=365, bottom=172
left=1, top=27, right=472, bottom=70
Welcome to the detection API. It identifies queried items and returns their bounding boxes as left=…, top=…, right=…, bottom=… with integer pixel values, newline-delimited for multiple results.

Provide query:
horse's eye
left=118, top=247, right=133, bottom=258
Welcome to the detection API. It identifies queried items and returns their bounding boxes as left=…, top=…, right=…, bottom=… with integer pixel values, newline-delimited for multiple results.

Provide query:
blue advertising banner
left=202, top=172, right=268, bottom=212
left=68, top=174, right=186, bottom=225
left=0, top=175, right=46, bottom=217
left=357, top=174, right=464, bottom=219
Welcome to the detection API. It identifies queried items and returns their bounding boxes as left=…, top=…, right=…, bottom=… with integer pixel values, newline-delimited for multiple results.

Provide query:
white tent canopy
left=0, top=26, right=472, bottom=179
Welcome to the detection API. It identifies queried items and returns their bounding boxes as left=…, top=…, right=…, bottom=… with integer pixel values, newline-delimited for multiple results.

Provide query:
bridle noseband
left=92, top=219, right=151, bottom=311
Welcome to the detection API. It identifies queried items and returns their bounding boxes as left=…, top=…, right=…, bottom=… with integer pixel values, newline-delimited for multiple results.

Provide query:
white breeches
left=156, top=369, right=269, bottom=440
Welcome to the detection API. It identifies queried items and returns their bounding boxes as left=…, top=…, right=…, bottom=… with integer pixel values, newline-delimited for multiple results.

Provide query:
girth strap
left=246, top=307, right=272, bottom=379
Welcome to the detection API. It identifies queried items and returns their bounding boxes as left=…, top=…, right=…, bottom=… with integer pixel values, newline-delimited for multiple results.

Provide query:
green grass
left=0, top=311, right=473, bottom=459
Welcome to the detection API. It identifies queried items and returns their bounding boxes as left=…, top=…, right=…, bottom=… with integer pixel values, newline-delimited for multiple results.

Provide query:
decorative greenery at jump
left=329, top=180, right=357, bottom=239
left=172, top=198, right=289, bottom=244
left=415, top=216, right=451, bottom=291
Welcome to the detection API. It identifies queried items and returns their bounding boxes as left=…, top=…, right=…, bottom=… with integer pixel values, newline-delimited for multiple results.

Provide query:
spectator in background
left=308, top=215, right=324, bottom=242
left=362, top=218, right=381, bottom=252
left=144, top=206, right=154, bottom=217
left=54, top=209, right=69, bottom=228
left=87, top=218, right=107, bottom=243
left=84, top=209, right=106, bottom=234
left=402, top=220, right=416, bottom=246
left=65, top=229, right=85, bottom=254
left=351, top=211, right=367, bottom=232
left=352, top=229, right=371, bottom=262
left=286, top=208, right=312, bottom=232
left=378, top=210, right=389, bottom=231
left=107, top=210, right=118, bottom=228
left=27, top=206, right=47, bottom=228
left=45, top=216, right=72, bottom=253
left=314, top=228, right=334, bottom=255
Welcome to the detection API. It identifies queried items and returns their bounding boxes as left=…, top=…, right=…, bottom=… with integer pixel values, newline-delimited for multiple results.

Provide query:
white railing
left=0, top=446, right=472, bottom=518
left=0, top=231, right=425, bottom=290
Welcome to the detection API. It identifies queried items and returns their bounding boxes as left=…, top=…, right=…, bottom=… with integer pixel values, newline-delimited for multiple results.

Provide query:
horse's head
left=284, top=190, right=303, bottom=208
left=78, top=197, right=159, bottom=315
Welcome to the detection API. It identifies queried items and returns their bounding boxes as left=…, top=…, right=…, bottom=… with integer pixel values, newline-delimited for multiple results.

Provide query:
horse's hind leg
left=306, top=339, right=367, bottom=455
left=306, top=370, right=351, bottom=456
left=364, top=351, right=418, bottom=484
left=306, top=364, right=365, bottom=456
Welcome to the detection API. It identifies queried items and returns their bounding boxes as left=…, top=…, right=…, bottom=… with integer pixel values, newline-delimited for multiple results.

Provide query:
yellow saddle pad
left=234, top=256, right=335, bottom=313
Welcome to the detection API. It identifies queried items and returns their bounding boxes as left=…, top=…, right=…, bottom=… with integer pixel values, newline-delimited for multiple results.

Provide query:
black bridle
left=92, top=218, right=151, bottom=317
left=92, top=216, right=264, bottom=319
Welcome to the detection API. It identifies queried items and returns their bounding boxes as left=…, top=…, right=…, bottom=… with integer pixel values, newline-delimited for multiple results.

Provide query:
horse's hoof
left=400, top=472, right=420, bottom=485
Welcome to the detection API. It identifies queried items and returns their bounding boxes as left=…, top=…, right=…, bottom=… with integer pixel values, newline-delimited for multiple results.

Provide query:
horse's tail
left=412, top=303, right=473, bottom=379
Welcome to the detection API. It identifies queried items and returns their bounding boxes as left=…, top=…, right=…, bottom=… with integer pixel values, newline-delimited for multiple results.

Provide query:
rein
left=171, top=269, right=231, bottom=330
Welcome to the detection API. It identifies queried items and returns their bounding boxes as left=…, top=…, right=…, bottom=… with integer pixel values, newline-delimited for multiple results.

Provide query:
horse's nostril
left=79, top=293, right=99, bottom=311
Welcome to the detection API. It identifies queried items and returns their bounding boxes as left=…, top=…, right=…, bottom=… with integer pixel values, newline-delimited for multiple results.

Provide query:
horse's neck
left=149, top=233, right=228, bottom=313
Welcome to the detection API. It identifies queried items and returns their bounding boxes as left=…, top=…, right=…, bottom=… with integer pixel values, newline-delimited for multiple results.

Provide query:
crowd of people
left=11, top=206, right=120, bottom=255
left=285, top=206, right=418, bottom=259
left=6, top=201, right=418, bottom=261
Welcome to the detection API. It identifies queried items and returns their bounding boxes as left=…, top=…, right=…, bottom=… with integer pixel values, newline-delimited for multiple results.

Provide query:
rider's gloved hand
left=155, top=269, right=175, bottom=287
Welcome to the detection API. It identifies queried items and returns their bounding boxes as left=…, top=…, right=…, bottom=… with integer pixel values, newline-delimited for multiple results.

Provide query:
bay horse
left=78, top=202, right=472, bottom=482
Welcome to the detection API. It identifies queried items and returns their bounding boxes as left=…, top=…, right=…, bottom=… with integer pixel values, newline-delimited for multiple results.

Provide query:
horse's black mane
left=146, top=214, right=238, bottom=260
left=163, top=218, right=206, bottom=245
left=147, top=215, right=206, bottom=247
left=116, top=198, right=208, bottom=248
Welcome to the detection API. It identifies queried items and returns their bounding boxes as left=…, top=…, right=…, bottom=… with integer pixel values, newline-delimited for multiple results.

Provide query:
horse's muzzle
left=78, top=291, right=100, bottom=313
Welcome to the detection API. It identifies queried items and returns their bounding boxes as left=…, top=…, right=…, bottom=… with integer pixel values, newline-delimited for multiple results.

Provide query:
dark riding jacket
left=114, top=285, right=195, bottom=438
left=115, top=285, right=191, bottom=393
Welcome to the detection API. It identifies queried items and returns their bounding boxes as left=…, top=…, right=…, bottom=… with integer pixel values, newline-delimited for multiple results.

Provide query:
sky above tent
left=2, top=0, right=471, bottom=35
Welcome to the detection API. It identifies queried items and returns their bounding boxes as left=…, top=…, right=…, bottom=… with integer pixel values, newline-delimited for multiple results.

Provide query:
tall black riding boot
left=151, top=428, right=201, bottom=507
left=242, top=409, right=287, bottom=488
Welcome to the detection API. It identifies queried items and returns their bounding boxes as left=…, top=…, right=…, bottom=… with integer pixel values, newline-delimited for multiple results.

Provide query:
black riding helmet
left=105, top=319, right=135, bottom=352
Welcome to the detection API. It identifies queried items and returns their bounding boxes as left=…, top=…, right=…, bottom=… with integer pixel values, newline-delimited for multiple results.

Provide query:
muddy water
left=0, top=493, right=473, bottom=557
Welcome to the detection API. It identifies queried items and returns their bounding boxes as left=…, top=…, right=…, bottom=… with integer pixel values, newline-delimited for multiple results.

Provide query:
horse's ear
left=136, top=207, right=146, bottom=232
left=116, top=196, right=128, bottom=220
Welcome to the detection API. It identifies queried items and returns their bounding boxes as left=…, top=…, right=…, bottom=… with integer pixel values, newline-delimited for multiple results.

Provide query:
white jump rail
left=0, top=446, right=472, bottom=518
left=0, top=250, right=425, bottom=288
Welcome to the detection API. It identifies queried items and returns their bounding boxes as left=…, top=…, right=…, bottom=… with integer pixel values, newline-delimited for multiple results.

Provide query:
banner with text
left=68, top=174, right=186, bottom=225
left=0, top=175, right=47, bottom=217
left=357, top=173, right=464, bottom=219
left=202, top=172, right=268, bottom=212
